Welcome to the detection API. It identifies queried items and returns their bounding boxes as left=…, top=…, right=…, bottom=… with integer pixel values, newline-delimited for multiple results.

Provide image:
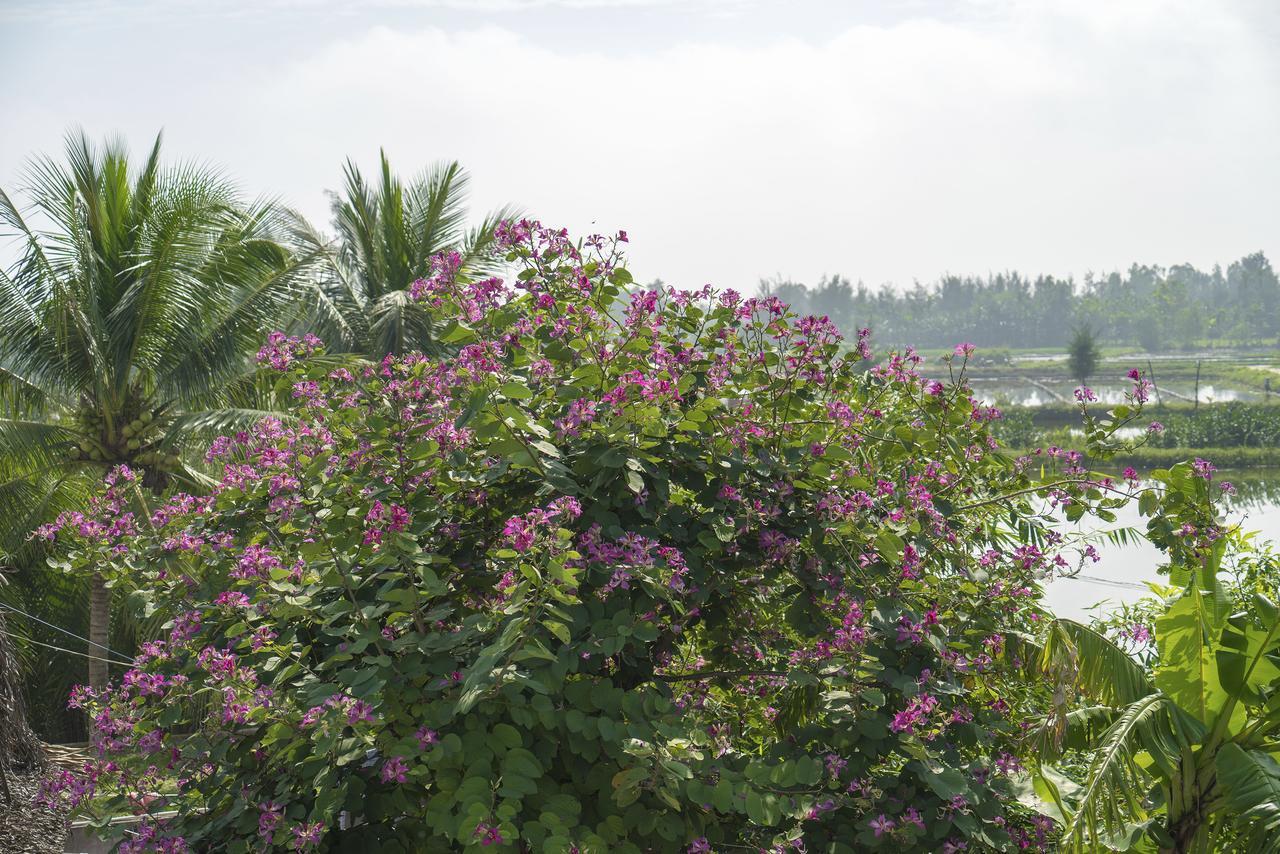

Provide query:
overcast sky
left=2, top=0, right=1278, bottom=291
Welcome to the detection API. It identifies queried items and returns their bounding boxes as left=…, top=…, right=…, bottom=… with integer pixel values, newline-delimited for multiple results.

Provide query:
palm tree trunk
left=88, top=572, right=110, bottom=690
left=0, top=609, right=44, bottom=799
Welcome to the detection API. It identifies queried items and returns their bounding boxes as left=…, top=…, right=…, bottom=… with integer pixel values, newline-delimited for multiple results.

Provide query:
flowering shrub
left=44, top=224, right=1146, bottom=852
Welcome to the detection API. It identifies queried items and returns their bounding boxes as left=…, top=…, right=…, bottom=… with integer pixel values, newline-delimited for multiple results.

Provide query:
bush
left=1148, top=401, right=1280, bottom=448
left=42, top=225, right=1135, bottom=852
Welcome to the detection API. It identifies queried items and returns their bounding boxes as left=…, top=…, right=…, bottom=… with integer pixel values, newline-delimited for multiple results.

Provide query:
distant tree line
left=760, top=253, right=1280, bottom=350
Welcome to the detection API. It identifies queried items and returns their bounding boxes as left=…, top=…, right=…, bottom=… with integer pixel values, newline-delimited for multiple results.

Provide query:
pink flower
left=474, top=822, right=504, bottom=846
left=380, top=755, right=408, bottom=784
left=258, top=802, right=284, bottom=840
left=290, top=822, right=324, bottom=850
left=869, top=814, right=896, bottom=837
left=502, top=515, right=538, bottom=552
left=214, top=591, right=251, bottom=608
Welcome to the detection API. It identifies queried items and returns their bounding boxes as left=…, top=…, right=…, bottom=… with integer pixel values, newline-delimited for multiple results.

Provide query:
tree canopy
left=763, top=253, right=1280, bottom=350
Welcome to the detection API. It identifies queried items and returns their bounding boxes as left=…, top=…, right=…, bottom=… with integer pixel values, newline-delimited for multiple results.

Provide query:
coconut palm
left=296, top=151, right=518, bottom=358
left=0, top=129, right=313, bottom=697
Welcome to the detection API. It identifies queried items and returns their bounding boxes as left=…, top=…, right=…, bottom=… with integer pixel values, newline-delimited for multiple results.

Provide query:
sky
left=2, top=0, right=1278, bottom=292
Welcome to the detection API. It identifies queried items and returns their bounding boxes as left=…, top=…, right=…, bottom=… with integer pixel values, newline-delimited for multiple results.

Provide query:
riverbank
left=1007, top=445, right=1280, bottom=470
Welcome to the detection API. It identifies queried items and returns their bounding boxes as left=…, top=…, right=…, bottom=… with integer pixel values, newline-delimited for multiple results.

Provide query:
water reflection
left=971, top=380, right=1253, bottom=407
left=1041, top=470, right=1280, bottom=620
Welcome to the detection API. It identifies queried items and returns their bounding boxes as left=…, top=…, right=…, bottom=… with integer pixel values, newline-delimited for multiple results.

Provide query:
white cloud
left=2, top=0, right=1277, bottom=289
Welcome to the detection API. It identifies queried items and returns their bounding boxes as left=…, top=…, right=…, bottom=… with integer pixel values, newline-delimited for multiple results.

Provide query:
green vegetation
left=0, top=131, right=311, bottom=735
left=5, top=131, right=1280, bottom=853
left=1067, top=326, right=1101, bottom=386
left=1033, top=464, right=1280, bottom=851
left=43, top=229, right=1113, bottom=851
left=994, top=401, right=1280, bottom=469
left=297, top=151, right=518, bottom=358
left=767, top=254, right=1280, bottom=350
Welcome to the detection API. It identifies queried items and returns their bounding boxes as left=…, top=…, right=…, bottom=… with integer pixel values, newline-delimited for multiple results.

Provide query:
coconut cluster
left=71, top=405, right=180, bottom=469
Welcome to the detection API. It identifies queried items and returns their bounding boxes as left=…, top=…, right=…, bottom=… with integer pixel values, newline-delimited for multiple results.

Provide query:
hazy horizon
left=3, top=0, right=1278, bottom=292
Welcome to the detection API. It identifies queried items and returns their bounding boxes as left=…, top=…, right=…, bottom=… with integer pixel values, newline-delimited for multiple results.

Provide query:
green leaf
left=1042, top=619, right=1153, bottom=708
left=1061, top=693, right=1190, bottom=852
left=874, top=528, right=905, bottom=564
left=500, top=382, right=533, bottom=399
left=1215, top=744, right=1280, bottom=849
left=1154, top=589, right=1233, bottom=726
left=492, top=723, right=522, bottom=750
left=544, top=620, right=571, bottom=645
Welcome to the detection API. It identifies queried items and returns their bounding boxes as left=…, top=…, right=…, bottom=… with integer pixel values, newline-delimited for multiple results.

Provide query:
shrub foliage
left=43, top=225, right=1147, bottom=852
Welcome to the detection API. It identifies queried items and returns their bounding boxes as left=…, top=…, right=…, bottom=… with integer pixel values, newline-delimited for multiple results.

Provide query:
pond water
left=1042, top=472, right=1280, bottom=620
left=970, top=378, right=1255, bottom=407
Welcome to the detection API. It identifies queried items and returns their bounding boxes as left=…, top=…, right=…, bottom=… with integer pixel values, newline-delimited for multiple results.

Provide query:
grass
left=950, top=350, right=1280, bottom=395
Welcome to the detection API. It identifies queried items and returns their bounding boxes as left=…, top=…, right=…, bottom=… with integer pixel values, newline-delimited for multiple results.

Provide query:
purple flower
left=474, top=822, right=504, bottom=846
left=1193, top=457, right=1216, bottom=480
left=502, top=515, right=536, bottom=552
left=869, top=814, right=896, bottom=837
left=290, top=822, right=324, bottom=850
left=213, top=591, right=251, bottom=609
left=547, top=496, right=582, bottom=521
left=687, top=839, right=712, bottom=854
left=994, top=751, right=1023, bottom=774
left=258, top=801, right=284, bottom=840
left=380, top=755, right=408, bottom=784
left=234, top=544, right=281, bottom=580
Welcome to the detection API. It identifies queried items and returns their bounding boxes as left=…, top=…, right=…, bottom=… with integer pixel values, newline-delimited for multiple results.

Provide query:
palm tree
left=0, top=129, right=313, bottom=695
left=297, top=151, right=518, bottom=358
left=1033, top=588, right=1280, bottom=852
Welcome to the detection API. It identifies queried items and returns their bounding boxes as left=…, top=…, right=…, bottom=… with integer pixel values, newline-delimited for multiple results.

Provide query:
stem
left=655, top=669, right=787, bottom=682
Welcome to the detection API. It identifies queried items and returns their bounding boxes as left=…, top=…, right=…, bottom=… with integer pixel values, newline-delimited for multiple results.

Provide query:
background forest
left=763, top=252, right=1280, bottom=350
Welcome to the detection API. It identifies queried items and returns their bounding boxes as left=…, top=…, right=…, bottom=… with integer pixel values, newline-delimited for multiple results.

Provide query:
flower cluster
left=38, top=224, right=1134, bottom=852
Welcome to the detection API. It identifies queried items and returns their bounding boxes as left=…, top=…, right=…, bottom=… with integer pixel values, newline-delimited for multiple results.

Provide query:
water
left=970, top=379, right=1255, bottom=407
left=1042, top=473, right=1280, bottom=619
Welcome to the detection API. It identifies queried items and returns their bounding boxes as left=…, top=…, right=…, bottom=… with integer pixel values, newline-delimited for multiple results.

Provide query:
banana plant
left=1033, top=561, right=1280, bottom=851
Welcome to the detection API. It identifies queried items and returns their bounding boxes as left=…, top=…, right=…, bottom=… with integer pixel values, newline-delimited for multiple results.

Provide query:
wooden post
left=1194, top=360, right=1201, bottom=410
left=1147, top=359, right=1164, bottom=408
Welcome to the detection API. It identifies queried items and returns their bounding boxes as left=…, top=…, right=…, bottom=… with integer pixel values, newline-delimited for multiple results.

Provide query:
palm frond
left=0, top=418, right=77, bottom=472
left=283, top=209, right=363, bottom=350
left=323, top=152, right=519, bottom=357
left=1027, top=704, right=1119, bottom=761
left=1061, top=692, right=1192, bottom=851
left=1043, top=618, right=1153, bottom=708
